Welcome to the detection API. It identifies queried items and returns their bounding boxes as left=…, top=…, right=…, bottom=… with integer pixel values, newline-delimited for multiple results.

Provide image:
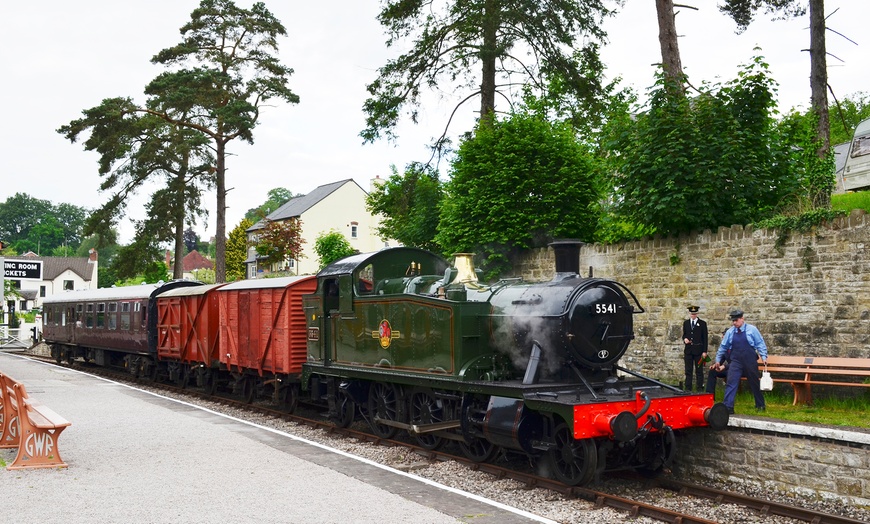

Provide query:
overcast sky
left=1, top=1, right=867, bottom=245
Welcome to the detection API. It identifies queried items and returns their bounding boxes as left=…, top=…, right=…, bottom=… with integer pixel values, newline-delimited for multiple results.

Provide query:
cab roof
left=317, top=247, right=449, bottom=279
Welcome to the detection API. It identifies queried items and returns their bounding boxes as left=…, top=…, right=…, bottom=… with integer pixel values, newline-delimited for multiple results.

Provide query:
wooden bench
left=0, top=372, right=71, bottom=469
left=759, top=356, right=870, bottom=406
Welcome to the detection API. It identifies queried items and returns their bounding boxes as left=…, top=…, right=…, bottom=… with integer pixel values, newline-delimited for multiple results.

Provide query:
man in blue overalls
left=713, top=309, right=768, bottom=414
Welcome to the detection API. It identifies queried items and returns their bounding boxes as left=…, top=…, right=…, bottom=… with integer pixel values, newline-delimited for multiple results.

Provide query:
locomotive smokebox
left=549, top=240, right=584, bottom=275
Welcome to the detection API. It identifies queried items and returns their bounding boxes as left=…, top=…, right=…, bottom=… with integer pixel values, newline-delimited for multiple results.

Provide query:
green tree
left=719, top=0, right=832, bottom=204
left=59, top=96, right=215, bottom=281
left=0, top=194, right=88, bottom=254
left=244, top=188, right=297, bottom=222
left=183, top=228, right=199, bottom=253
left=362, top=0, right=613, bottom=144
left=606, top=57, right=801, bottom=236
left=366, top=163, right=443, bottom=252
left=226, top=218, right=253, bottom=281
left=314, top=231, right=357, bottom=270
left=145, top=0, right=300, bottom=282
left=828, top=91, right=870, bottom=145
left=253, top=217, right=304, bottom=267
left=437, top=110, right=600, bottom=277
left=0, top=193, right=87, bottom=254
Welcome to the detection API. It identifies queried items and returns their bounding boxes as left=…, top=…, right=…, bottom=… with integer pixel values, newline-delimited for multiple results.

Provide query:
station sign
left=4, top=259, right=43, bottom=280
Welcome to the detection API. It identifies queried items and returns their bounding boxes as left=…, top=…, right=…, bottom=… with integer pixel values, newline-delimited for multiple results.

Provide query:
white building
left=3, top=250, right=99, bottom=315
left=245, top=178, right=394, bottom=277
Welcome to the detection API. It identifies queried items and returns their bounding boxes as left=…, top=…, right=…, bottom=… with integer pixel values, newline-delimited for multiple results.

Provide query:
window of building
left=249, top=265, right=257, bottom=279
left=64, top=280, right=74, bottom=290
left=350, top=221, right=359, bottom=239
left=40, top=286, right=46, bottom=297
left=11, top=280, right=21, bottom=289
left=19, top=300, right=26, bottom=311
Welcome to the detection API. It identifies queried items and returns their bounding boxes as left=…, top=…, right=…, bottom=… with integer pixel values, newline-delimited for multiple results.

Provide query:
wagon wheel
left=332, top=389, right=355, bottom=428
left=637, top=426, right=677, bottom=479
left=148, top=361, right=160, bottom=382
left=409, top=390, right=445, bottom=450
left=52, top=347, right=63, bottom=364
left=242, top=376, right=257, bottom=404
left=179, top=365, right=191, bottom=389
left=279, top=384, right=299, bottom=413
left=367, top=382, right=400, bottom=439
left=459, top=436, right=498, bottom=463
left=205, top=371, right=219, bottom=396
left=66, top=350, right=75, bottom=366
left=547, top=423, right=597, bottom=486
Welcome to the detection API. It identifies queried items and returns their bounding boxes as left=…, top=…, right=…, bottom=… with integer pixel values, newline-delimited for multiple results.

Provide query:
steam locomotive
left=41, top=242, right=728, bottom=486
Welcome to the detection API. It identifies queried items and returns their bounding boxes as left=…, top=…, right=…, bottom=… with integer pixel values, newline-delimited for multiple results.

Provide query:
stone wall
left=511, top=210, right=870, bottom=381
left=676, top=423, right=870, bottom=507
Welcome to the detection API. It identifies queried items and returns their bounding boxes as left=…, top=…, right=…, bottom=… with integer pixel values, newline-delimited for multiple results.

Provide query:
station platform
left=0, top=352, right=551, bottom=524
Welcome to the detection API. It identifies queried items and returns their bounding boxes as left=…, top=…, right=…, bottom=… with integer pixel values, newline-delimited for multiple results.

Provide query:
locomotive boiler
left=302, top=242, right=729, bottom=485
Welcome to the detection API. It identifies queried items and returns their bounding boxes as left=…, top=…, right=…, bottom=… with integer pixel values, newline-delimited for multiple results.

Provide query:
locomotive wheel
left=459, top=436, right=498, bottom=463
left=367, top=382, right=400, bottom=439
left=409, top=390, right=444, bottom=450
left=547, top=423, right=597, bottom=486
left=332, top=390, right=355, bottom=428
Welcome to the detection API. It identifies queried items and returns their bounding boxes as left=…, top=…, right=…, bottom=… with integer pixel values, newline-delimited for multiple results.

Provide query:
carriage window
left=108, top=303, right=118, bottom=330
left=85, top=303, right=94, bottom=328
left=120, top=302, right=131, bottom=330
left=96, top=303, right=106, bottom=328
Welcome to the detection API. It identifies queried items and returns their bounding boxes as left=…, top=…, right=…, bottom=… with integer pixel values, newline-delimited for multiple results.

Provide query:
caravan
left=842, top=117, right=870, bottom=191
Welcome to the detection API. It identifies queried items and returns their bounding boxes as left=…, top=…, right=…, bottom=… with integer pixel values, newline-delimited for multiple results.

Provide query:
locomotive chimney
left=549, top=240, right=583, bottom=274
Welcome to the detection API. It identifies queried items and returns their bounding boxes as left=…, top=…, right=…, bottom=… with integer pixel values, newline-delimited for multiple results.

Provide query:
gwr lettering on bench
left=0, top=372, right=71, bottom=470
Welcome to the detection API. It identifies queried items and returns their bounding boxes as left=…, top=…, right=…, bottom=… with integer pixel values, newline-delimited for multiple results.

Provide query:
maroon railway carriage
left=154, top=283, right=226, bottom=388
left=215, top=276, right=317, bottom=405
left=41, top=281, right=200, bottom=373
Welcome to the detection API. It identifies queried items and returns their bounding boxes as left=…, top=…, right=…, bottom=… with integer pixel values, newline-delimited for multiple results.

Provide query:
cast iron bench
left=759, top=355, right=870, bottom=405
left=0, top=372, right=71, bottom=469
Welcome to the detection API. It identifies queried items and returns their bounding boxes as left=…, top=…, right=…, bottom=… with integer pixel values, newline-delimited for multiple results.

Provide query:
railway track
left=39, top=354, right=867, bottom=524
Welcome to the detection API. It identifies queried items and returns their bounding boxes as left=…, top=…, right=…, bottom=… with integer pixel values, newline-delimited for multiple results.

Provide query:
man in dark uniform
left=714, top=309, right=768, bottom=414
left=681, top=305, right=708, bottom=391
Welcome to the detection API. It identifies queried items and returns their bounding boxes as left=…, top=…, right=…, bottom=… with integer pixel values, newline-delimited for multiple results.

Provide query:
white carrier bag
left=760, top=362, right=773, bottom=391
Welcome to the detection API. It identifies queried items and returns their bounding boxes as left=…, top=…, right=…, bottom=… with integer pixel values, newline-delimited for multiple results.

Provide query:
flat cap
left=729, top=309, right=744, bottom=320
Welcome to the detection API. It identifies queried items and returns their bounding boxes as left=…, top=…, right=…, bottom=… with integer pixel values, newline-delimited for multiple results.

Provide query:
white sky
left=1, top=1, right=867, bottom=245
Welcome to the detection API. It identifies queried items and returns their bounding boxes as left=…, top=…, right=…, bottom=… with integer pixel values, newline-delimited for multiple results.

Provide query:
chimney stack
left=549, top=240, right=583, bottom=274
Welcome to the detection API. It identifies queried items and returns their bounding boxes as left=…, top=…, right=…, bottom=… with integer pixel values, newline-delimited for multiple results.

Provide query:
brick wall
left=511, top=209, right=870, bottom=382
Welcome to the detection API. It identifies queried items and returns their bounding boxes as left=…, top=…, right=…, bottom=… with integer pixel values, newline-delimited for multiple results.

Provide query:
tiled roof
left=181, top=250, right=213, bottom=271
left=16, top=254, right=95, bottom=282
left=247, top=179, right=363, bottom=231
